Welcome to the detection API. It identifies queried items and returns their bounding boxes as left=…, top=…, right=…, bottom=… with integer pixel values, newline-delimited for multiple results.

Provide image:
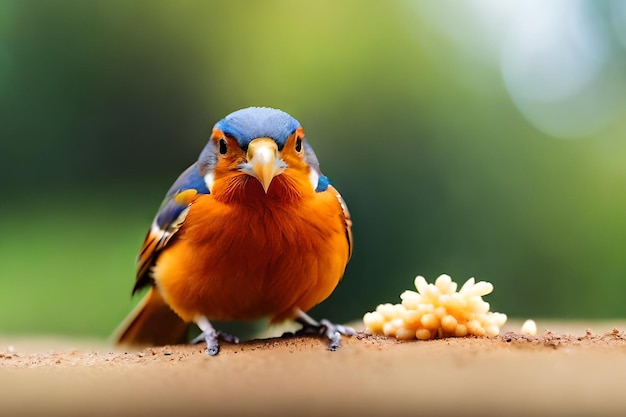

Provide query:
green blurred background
left=2, top=0, right=626, bottom=338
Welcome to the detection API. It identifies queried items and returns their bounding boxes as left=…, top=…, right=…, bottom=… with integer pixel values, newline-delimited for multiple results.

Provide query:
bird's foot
left=192, top=317, right=239, bottom=356
left=283, top=310, right=355, bottom=351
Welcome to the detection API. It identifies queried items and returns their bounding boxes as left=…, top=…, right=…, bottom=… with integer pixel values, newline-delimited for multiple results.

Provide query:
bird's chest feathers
left=185, top=174, right=328, bottom=253
left=153, top=177, right=346, bottom=321
left=179, top=188, right=337, bottom=279
left=161, top=192, right=337, bottom=320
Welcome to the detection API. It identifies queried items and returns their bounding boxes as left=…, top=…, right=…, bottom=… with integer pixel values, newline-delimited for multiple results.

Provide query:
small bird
left=114, top=107, right=353, bottom=355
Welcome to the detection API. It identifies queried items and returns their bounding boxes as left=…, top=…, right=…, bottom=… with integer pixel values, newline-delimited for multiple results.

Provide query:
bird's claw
left=285, top=311, right=354, bottom=351
left=192, top=317, right=239, bottom=356
left=190, top=330, right=240, bottom=356
left=321, top=319, right=355, bottom=351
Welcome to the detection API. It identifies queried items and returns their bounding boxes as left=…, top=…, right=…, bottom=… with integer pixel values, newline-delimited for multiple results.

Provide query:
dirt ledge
left=2, top=322, right=625, bottom=417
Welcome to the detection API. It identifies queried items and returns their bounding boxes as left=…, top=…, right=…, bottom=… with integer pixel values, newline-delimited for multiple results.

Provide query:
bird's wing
left=313, top=172, right=353, bottom=260
left=133, top=162, right=210, bottom=293
left=329, top=184, right=353, bottom=261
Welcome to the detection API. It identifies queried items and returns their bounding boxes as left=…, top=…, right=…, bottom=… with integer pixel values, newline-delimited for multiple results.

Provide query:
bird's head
left=197, top=107, right=328, bottom=200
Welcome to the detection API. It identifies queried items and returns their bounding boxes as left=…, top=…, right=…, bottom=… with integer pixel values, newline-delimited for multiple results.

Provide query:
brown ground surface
left=2, top=321, right=626, bottom=417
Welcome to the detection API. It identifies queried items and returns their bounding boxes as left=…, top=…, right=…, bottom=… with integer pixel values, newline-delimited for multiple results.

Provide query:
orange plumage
left=114, top=107, right=352, bottom=354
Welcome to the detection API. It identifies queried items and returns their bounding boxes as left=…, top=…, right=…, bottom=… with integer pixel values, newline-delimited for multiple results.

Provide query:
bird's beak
left=244, top=138, right=285, bottom=193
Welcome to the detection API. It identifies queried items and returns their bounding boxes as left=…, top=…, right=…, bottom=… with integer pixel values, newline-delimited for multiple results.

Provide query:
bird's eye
left=295, top=138, right=302, bottom=153
left=218, top=138, right=228, bottom=155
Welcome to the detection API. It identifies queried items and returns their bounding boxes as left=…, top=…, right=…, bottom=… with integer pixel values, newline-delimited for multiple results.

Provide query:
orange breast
left=151, top=178, right=350, bottom=323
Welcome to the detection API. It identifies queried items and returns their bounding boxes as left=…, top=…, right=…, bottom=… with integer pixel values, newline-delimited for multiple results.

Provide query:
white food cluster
left=363, top=274, right=507, bottom=340
left=520, top=319, right=537, bottom=335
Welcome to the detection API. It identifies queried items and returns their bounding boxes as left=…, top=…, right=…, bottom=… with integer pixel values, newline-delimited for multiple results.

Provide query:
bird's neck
left=212, top=171, right=313, bottom=206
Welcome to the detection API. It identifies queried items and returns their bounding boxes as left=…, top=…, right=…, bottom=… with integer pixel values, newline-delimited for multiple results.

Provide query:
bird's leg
left=191, top=316, right=239, bottom=356
left=192, top=317, right=220, bottom=355
left=287, top=309, right=355, bottom=351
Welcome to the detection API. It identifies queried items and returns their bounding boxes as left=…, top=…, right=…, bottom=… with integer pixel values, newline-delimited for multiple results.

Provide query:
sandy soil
left=2, top=321, right=626, bottom=417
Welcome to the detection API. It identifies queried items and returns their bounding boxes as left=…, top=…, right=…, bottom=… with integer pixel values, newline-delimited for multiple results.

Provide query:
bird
left=113, top=107, right=353, bottom=355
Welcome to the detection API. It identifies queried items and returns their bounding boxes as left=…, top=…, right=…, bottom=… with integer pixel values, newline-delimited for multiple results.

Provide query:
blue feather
left=155, top=163, right=209, bottom=230
left=215, top=107, right=300, bottom=150
left=163, top=163, right=209, bottom=200
left=315, top=175, right=330, bottom=192
left=155, top=199, right=188, bottom=231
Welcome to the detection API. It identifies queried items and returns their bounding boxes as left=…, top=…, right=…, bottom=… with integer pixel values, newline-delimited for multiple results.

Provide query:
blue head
left=214, top=107, right=301, bottom=150
left=196, top=107, right=328, bottom=194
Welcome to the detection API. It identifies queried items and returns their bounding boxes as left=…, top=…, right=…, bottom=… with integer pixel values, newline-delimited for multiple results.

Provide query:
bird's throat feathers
left=212, top=170, right=312, bottom=205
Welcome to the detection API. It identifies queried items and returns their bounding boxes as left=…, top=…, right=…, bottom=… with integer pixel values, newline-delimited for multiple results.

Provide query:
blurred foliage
left=1, top=0, right=626, bottom=338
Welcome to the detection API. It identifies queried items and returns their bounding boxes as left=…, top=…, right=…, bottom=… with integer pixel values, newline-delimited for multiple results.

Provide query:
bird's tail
left=112, top=287, right=190, bottom=347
